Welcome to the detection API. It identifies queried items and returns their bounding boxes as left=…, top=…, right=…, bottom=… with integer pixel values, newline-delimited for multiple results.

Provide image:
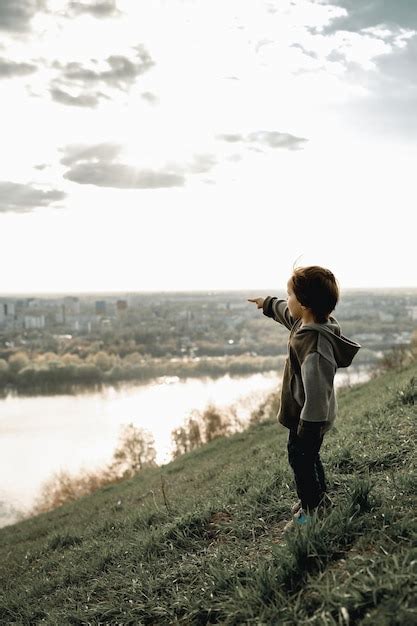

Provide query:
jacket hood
left=295, top=315, right=361, bottom=368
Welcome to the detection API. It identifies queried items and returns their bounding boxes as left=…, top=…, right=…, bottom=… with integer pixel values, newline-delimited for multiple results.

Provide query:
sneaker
left=291, top=500, right=302, bottom=515
left=291, top=493, right=332, bottom=515
left=294, top=508, right=310, bottom=525
left=283, top=508, right=311, bottom=533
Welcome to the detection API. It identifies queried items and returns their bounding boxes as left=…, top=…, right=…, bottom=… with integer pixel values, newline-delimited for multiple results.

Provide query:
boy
left=248, top=265, right=361, bottom=529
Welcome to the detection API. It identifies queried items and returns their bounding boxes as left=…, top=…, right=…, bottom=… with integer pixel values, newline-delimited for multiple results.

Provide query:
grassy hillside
left=0, top=361, right=416, bottom=625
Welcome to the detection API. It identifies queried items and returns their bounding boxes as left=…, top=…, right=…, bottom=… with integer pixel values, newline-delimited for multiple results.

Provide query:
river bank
left=0, top=363, right=373, bottom=527
left=0, top=354, right=285, bottom=397
left=0, top=370, right=281, bottom=527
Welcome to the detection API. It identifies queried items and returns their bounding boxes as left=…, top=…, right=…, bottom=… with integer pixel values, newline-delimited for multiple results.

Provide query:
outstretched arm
left=262, top=296, right=295, bottom=330
left=247, top=296, right=295, bottom=329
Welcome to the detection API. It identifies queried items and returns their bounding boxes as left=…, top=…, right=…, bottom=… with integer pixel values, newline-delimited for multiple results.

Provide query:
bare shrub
left=122, top=352, right=144, bottom=366
left=108, top=422, right=157, bottom=478
left=249, top=389, right=280, bottom=425
left=34, top=352, right=59, bottom=365
left=0, top=358, right=9, bottom=383
left=88, top=350, right=114, bottom=372
left=171, top=403, right=239, bottom=459
left=61, top=353, right=83, bottom=366
left=171, top=424, right=191, bottom=459
left=371, top=344, right=415, bottom=378
left=188, top=416, right=203, bottom=449
left=22, top=423, right=157, bottom=517
left=411, top=329, right=417, bottom=358
left=8, top=351, right=30, bottom=373
left=26, top=465, right=121, bottom=517
left=203, top=403, right=233, bottom=441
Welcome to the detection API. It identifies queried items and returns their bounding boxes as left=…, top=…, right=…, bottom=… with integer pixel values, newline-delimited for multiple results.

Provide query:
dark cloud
left=0, top=0, right=45, bottom=33
left=343, top=35, right=417, bottom=139
left=0, top=182, right=66, bottom=213
left=217, top=130, right=308, bottom=150
left=50, top=45, right=155, bottom=107
left=314, top=1, right=417, bottom=139
left=60, top=143, right=186, bottom=189
left=375, top=33, right=417, bottom=86
left=262, top=2, right=414, bottom=140
left=0, top=58, right=37, bottom=78
left=55, top=46, right=153, bottom=86
left=68, top=0, right=120, bottom=18
left=62, top=50, right=153, bottom=88
left=50, top=87, right=106, bottom=108
left=319, top=0, right=417, bottom=34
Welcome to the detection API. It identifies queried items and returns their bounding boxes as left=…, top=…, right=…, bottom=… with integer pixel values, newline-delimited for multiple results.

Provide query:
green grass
left=0, top=362, right=416, bottom=624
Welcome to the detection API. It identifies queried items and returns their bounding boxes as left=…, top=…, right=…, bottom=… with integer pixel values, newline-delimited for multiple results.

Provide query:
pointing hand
left=247, top=297, right=264, bottom=309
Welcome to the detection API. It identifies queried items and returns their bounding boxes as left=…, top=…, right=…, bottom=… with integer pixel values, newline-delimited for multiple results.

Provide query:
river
left=0, top=365, right=372, bottom=528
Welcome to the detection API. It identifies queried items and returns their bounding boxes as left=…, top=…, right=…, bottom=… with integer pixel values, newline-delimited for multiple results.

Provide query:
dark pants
left=287, top=426, right=326, bottom=512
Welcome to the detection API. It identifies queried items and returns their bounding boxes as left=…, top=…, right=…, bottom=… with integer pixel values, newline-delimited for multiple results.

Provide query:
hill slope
left=0, top=361, right=416, bottom=624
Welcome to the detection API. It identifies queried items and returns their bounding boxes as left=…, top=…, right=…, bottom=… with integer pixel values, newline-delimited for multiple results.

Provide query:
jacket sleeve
left=262, top=296, right=296, bottom=330
left=299, top=351, right=336, bottom=423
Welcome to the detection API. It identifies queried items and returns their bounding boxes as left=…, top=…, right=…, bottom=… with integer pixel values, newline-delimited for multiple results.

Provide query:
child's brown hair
left=290, top=263, right=340, bottom=323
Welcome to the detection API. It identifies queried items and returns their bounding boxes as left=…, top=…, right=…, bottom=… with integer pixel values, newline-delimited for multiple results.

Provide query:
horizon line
left=0, top=285, right=416, bottom=297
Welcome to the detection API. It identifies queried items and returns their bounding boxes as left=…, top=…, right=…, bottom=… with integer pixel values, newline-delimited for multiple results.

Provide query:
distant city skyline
left=1, top=0, right=416, bottom=292
left=1, top=285, right=416, bottom=297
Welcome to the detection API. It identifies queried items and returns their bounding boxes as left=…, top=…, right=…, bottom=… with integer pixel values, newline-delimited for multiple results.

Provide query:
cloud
left=187, top=154, right=218, bottom=174
left=217, top=130, right=308, bottom=151
left=50, top=44, right=155, bottom=107
left=67, top=0, right=120, bottom=18
left=50, top=87, right=107, bottom=108
left=64, top=162, right=186, bottom=188
left=60, top=143, right=122, bottom=166
left=60, top=143, right=186, bottom=189
left=344, top=35, right=417, bottom=138
left=307, top=1, right=417, bottom=139
left=0, top=182, right=66, bottom=213
left=0, top=0, right=45, bottom=33
left=375, top=33, right=417, bottom=86
left=0, top=58, right=37, bottom=78
left=62, top=51, right=153, bottom=88
left=141, top=91, right=159, bottom=105
left=319, top=0, right=417, bottom=34
left=248, top=131, right=308, bottom=149
left=60, top=143, right=218, bottom=189
left=218, top=133, right=242, bottom=143
left=253, top=1, right=410, bottom=139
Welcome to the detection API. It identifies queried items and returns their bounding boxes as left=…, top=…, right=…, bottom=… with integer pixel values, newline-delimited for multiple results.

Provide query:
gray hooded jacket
left=263, top=296, right=362, bottom=433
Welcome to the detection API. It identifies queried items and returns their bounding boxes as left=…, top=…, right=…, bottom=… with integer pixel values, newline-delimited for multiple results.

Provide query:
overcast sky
left=0, top=0, right=416, bottom=294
